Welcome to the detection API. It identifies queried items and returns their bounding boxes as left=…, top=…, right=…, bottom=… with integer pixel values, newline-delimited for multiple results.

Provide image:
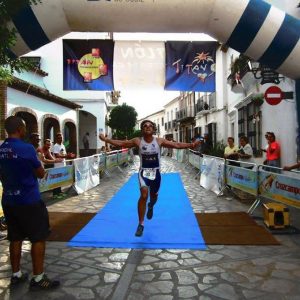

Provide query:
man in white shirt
left=238, top=136, right=255, bottom=169
left=53, top=133, right=67, bottom=168
left=52, top=133, right=75, bottom=199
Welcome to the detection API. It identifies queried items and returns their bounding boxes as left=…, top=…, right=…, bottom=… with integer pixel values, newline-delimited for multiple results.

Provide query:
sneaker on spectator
left=10, top=272, right=28, bottom=285
left=29, top=274, right=60, bottom=291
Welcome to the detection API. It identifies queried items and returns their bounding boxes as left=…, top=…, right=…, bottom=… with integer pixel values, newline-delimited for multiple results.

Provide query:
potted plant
left=252, top=94, right=264, bottom=106
left=230, top=54, right=250, bottom=79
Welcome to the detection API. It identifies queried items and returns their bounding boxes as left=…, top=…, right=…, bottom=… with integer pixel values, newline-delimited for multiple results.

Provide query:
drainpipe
left=76, top=108, right=80, bottom=157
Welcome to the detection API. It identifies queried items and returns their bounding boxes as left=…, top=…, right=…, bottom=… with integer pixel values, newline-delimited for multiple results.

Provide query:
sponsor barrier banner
left=98, top=153, right=106, bottom=172
left=226, top=165, right=257, bottom=196
left=106, top=152, right=118, bottom=169
left=63, top=39, right=114, bottom=90
left=39, top=166, right=73, bottom=193
left=200, top=155, right=224, bottom=195
left=74, top=156, right=100, bottom=194
left=117, top=149, right=129, bottom=165
left=258, top=170, right=300, bottom=208
left=172, top=149, right=177, bottom=159
left=165, top=41, right=217, bottom=91
left=177, top=149, right=187, bottom=163
left=189, top=151, right=201, bottom=169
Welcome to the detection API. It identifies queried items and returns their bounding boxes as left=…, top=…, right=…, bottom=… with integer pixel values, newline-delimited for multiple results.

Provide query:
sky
left=119, top=90, right=179, bottom=120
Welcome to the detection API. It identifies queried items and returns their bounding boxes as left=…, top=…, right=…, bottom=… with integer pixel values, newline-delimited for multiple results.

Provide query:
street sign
left=264, top=86, right=283, bottom=105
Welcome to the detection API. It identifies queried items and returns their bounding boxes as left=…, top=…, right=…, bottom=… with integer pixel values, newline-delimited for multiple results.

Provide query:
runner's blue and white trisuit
left=138, top=137, right=161, bottom=194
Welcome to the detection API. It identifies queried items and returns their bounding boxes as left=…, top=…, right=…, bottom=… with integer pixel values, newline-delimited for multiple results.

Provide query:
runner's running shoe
left=146, top=204, right=153, bottom=220
left=135, top=224, right=144, bottom=237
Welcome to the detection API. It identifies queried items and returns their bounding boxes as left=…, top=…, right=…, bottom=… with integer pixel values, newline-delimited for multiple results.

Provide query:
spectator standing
left=40, top=139, right=63, bottom=167
left=29, top=133, right=42, bottom=155
left=201, top=133, right=213, bottom=155
left=238, top=136, right=255, bottom=169
left=167, top=137, right=175, bottom=157
left=224, top=137, right=239, bottom=160
left=82, top=132, right=90, bottom=157
left=194, top=136, right=204, bottom=154
left=0, top=116, right=59, bottom=290
left=266, top=132, right=281, bottom=170
left=52, top=132, right=75, bottom=199
left=261, top=132, right=271, bottom=164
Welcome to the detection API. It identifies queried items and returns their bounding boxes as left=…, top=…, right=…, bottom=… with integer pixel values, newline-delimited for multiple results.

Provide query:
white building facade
left=25, top=32, right=112, bottom=154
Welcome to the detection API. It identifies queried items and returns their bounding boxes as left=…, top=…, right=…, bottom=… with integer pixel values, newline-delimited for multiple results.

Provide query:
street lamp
left=247, top=60, right=284, bottom=85
left=247, top=61, right=261, bottom=79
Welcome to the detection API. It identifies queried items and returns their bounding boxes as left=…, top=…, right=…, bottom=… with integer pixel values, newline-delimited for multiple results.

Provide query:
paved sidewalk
left=1, top=157, right=300, bottom=299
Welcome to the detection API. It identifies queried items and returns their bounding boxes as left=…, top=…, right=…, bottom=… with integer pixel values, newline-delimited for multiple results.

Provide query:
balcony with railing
left=208, top=92, right=216, bottom=109
left=176, top=107, right=195, bottom=122
left=196, top=93, right=215, bottom=113
left=164, top=121, right=173, bottom=131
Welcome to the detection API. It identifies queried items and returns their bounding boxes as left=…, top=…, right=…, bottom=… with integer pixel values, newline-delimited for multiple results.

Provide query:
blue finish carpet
left=69, top=173, right=206, bottom=249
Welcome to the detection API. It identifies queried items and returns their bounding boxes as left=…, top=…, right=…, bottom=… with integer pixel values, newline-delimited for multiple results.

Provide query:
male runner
left=99, top=120, right=200, bottom=237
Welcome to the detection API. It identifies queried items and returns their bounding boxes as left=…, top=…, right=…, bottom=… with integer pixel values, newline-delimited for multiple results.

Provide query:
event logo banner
left=63, top=39, right=114, bottom=90
left=165, top=41, right=217, bottom=91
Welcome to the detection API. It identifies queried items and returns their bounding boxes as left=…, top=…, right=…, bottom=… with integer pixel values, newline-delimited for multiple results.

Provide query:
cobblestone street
left=1, top=156, right=300, bottom=299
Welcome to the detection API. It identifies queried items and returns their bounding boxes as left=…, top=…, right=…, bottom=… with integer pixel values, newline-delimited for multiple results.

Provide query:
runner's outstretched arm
left=99, top=134, right=139, bottom=148
left=159, top=138, right=201, bottom=149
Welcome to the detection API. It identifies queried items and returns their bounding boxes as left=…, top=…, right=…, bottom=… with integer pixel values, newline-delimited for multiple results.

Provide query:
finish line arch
left=9, top=0, right=300, bottom=79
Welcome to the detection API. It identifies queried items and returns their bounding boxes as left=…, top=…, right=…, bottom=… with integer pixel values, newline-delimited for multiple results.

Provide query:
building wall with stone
left=7, top=88, right=77, bottom=140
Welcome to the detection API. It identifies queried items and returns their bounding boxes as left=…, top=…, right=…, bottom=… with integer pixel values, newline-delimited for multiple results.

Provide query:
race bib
left=143, top=168, right=156, bottom=180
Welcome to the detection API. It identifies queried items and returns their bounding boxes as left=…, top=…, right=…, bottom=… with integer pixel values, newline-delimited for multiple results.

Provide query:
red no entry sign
left=264, top=86, right=283, bottom=105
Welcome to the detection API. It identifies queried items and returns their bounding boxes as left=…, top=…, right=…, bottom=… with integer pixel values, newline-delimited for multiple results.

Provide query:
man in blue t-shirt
left=0, top=116, right=59, bottom=290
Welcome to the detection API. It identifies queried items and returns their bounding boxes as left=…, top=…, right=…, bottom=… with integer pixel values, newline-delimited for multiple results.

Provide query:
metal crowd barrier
left=171, top=151, right=300, bottom=213
left=248, top=165, right=300, bottom=214
left=188, top=149, right=202, bottom=178
left=37, top=149, right=129, bottom=194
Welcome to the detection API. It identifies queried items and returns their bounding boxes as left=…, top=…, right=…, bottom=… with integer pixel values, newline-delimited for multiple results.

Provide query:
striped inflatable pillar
left=296, top=80, right=300, bottom=157
left=220, top=0, right=300, bottom=79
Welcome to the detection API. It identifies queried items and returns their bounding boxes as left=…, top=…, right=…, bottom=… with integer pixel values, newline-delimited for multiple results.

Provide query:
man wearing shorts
left=0, top=116, right=59, bottom=290
left=99, top=120, right=200, bottom=237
